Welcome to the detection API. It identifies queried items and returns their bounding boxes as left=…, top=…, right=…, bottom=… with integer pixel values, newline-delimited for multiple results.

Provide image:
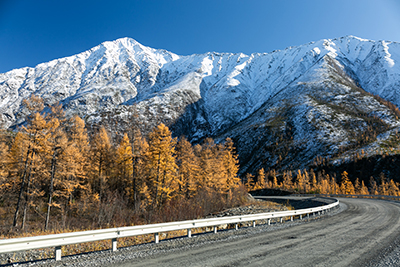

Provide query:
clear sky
left=1, top=0, right=400, bottom=73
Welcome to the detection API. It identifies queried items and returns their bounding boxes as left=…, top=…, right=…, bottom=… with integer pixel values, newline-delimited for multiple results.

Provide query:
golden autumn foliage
left=340, top=171, right=355, bottom=195
left=146, top=123, right=178, bottom=207
left=1, top=96, right=245, bottom=233
left=7, top=95, right=400, bottom=236
left=176, top=137, right=199, bottom=198
left=247, top=167, right=400, bottom=197
left=253, top=168, right=266, bottom=190
left=114, top=133, right=133, bottom=192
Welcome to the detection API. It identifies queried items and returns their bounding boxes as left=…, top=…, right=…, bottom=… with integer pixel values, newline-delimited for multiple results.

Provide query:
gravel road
left=111, top=197, right=400, bottom=267
left=7, top=197, right=400, bottom=266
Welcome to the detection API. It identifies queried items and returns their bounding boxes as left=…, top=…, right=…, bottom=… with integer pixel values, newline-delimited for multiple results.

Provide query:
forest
left=0, top=96, right=246, bottom=235
left=1, top=95, right=400, bottom=238
left=245, top=168, right=400, bottom=196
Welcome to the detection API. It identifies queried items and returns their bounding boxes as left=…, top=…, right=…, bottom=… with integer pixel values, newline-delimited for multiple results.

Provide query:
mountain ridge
left=1, top=36, right=400, bottom=176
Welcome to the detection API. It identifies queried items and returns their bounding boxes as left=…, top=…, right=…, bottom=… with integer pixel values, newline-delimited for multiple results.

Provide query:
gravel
left=1, top=197, right=343, bottom=267
left=12, top=197, right=400, bottom=266
left=363, top=199, right=400, bottom=267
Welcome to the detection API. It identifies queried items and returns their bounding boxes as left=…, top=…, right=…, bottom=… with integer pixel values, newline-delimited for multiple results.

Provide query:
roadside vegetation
left=0, top=96, right=248, bottom=239
left=2, top=95, right=400, bottom=263
left=245, top=167, right=400, bottom=196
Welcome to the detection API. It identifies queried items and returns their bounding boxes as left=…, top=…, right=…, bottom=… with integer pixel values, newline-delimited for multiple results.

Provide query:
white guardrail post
left=0, top=197, right=339, bottom=261
left=55, top=246, right=61, bottom=261
left=154, top=233, right=160, bottom=244
left=112, top=238, right=117, bottom=252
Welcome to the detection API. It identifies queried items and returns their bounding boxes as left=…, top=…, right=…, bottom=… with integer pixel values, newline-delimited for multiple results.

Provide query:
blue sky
left=1, top=0, right=400, bottom=73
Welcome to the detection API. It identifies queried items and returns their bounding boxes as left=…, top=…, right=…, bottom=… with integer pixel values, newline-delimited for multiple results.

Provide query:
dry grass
left=0, top=187, right=253, bottom=264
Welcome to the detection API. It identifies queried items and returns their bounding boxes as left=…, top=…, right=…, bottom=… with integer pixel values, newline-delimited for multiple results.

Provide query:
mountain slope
left=215, top=54, right=400, bottom=174
left=0, top=38, right=180, bottom=127
left=1, top=36, right=400, bottom=174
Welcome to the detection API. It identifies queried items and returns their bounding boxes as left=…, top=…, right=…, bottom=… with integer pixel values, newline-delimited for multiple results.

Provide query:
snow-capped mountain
left=1, top=36, right=400, bottom=174
left=0, top=38, right=180, bottom=126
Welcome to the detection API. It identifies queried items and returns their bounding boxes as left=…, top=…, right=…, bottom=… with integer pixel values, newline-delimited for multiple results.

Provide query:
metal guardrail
left=293, top=194, right=400, bottom=200
left=0, top=198, right=339, bottom=261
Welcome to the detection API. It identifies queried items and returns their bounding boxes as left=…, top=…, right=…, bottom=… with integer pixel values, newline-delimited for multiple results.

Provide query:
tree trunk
left=45, top=150, right=57, bottom=231
left=155, top=153, right=161, bottom=208
left=21, top=170, right=32, bottom=231
left=132, top=155, right=138, bottom=211
left=98, top=157, right=103, bottom=203
left=13, top=149, right=33, bottom=228
left=185, top=174, right=190, bottom=199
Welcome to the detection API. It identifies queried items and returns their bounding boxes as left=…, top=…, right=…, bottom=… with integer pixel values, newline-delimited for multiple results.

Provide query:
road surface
left=112, top=197, right=400, bottom=267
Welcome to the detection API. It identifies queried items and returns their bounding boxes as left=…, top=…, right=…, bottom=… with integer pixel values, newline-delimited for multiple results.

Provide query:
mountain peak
left=104, top=37, right=147, bottom=51
left=340, top=35, right=371, bottom=42
left=0, top=36, right=400, bottom=176
left=0, top=36, right=399, bottom=133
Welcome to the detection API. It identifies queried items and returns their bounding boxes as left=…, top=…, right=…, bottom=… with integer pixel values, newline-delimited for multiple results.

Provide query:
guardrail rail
left=0, top=197, right=339, bottom=261
left=294, top=194, right=400, bottom=200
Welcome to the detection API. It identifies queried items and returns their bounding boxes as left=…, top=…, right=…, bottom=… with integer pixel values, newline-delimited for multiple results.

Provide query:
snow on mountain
left=215, top=52, right=400, bottom=174
left=0, top=38, right=180, bottom=126
left=1, top=36, right=400, bottom=173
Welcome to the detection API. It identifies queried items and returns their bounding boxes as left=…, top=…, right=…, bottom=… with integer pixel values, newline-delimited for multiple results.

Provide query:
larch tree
left=13, top=96, right=50, bottom=228
left=193, top=144, right=204, bottom=189
left=295, top=170, right=305, bottom=192
left=0, top=141, right=11, bottom=210
left=8, top=133, right=28, bottom=181
left=176, top=137, right=199, bottom=198
left=130, top=129, right=149, bottom=211
left=330, top=175, right=339, bottom=194
left=197, top=139, right=214, bottom=190
left=66, top=115, right=91, bottom=207
left=254, top=168, right=266, bottom=190
left=319, top=178, right=330, bottom=194
left=309, top=170, right=318, bottom=192
left=8, top=132, right=28, bottom=227
left=354, top=178, right=361, bottom=194
left=56, top=137, right=83, bottom=209
left=340, top=171, right=355, bottom=194
left=114, top=133, right=133, bottom=193
left=44, top=115, right=65, bottom=231
left=378, top=173, right=388, bottom=195
left=45, top=103, right=73, bottom=230
left=210, top=142, right=228, bottom=192
left=146, top=123, right=178, bottom=208
left=53, top=114, right=90, bottom=214
left=303, top=170, right=310, bottom=192
left=244, top=173, right=255, bottom=191
left=91, top=126, right=113, bottom=203
left=360, top=180, right=369, bottom=195
left=269, top=170, right=279, bottom=189
left=387, top=179, right=399, bottom=196
left=197, top=138, right=224, bottom=192
left=281, top=170, right=293, bottom=190
left=369, top=177, right=379, bottom=195
left=221, top=138, right=240, bottom=192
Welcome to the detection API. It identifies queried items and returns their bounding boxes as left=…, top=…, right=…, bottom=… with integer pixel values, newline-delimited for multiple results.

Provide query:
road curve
left=112, top=198, right=400, bottom=267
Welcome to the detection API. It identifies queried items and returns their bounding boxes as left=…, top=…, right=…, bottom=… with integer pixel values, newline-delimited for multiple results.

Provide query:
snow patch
left=226, top=62, right=247, bottom=87
left=323, top=40, right=338, bottom=58
left=200, top=56, right=214, bottom=76
left=382, top=41, right=395, bottom=68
